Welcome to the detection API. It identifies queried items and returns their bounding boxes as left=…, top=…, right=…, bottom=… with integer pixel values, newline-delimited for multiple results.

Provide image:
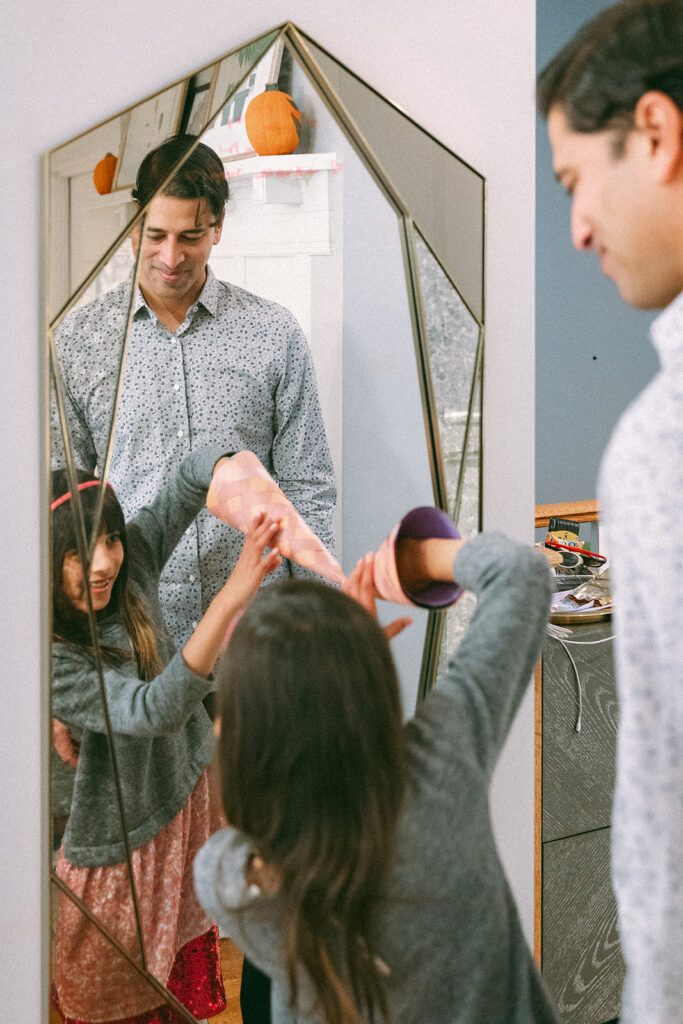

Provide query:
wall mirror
left=46, top=21, right=485, bottom=1021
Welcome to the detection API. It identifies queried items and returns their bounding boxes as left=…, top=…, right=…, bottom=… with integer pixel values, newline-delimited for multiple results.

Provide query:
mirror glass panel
left=300, top=36, right=485, bottom=322
left=414, top=227, right=482, bottom=677
left=50, top=880, right=200, bottom=1023
left=46, top=23, right=485, bottom=1018
left=49, top=399, right=145, bottom=987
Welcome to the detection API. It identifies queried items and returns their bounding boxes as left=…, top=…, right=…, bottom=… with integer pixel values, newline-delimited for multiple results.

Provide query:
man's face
left=548, top=104, right=678, bottom=310
left=131, top=194, right=223, bottom=311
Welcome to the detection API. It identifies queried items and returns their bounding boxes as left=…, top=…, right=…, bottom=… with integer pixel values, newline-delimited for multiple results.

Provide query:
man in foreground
left=537, top=3, right=683, bottom=1020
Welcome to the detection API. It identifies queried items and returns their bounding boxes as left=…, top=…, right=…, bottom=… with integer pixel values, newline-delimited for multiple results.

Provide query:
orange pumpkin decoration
left=245, top=85, right=301, bottom=156
left=93, top=152, right=118, bottom=195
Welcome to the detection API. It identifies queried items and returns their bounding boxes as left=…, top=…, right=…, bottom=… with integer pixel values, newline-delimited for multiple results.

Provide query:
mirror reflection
left=47, top=23, right=484, bottom=1021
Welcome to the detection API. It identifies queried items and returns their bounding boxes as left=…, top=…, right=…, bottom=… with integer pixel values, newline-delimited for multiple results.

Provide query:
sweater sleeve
left=52, top=645, right=215, bottom=737
left=415, top=532, right=551, bottom=777
left=127, top=443, right=229, bottom=581
left=194, top=829, right=319, bottom=1022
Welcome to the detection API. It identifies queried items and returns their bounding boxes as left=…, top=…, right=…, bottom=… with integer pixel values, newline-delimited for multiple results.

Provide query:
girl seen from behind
left=195, top=529, right=562, bottom=1024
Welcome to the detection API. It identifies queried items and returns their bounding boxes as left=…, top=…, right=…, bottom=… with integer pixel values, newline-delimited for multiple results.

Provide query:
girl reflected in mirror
left=195, top=529, right=563, bottom=1024
left=50, top=445, right=281, bottom=1024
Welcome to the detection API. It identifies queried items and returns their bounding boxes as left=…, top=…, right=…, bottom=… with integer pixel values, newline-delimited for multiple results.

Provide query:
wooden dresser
left=534, top=502, right=625, bottom=1023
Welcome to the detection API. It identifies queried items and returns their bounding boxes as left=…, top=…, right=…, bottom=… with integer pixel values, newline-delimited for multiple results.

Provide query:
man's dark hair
left=132, top=134, right=229, bottom=221
left=537, top=0, right=683, bottom=143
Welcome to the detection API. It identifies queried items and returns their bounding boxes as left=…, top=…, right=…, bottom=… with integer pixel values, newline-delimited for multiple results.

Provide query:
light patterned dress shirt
left=598, top=289, right=683, bottom=1024
left=52, top=268, right=336, bottom=647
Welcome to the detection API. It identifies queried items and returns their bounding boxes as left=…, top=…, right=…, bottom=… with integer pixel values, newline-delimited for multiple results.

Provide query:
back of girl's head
left=219, top=578, right=405, bottom=868
left=51, top=469, right=127, bottom=635
left=218, top=579, right=406, bottom=1022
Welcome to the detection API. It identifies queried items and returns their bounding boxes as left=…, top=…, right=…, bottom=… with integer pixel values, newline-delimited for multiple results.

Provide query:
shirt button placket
left=171, top=334, right=190, bottom=451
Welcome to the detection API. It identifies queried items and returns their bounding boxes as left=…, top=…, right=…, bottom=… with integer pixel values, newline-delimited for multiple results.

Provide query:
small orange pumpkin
left=93, top=152, right=118, bottom=195
left=245, top=85, right=301, bottom=156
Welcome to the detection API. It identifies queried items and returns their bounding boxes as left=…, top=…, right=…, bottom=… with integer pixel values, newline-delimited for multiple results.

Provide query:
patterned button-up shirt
left=598, top=289, right=683, bottom=1024
left=52, top=268, right=336, bottom=647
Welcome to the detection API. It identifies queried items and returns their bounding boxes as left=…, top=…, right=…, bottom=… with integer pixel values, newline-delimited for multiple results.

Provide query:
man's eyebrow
left=145, top=225, right=212, bottom=234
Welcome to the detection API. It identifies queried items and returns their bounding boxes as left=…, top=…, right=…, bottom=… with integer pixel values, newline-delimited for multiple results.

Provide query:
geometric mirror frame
left=45, top=21, right=484, bottom=1021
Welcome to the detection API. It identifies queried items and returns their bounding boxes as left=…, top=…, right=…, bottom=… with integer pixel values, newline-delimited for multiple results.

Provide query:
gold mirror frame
left=45, top=22, right=485, bottom=1020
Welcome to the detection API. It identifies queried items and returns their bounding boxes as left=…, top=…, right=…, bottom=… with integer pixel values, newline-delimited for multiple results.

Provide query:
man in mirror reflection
left=52, top=133, right=336, bottom=652
left=538, top=2, right=683, bottom=1021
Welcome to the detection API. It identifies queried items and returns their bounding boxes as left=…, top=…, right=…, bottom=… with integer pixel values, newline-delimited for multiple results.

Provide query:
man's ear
left=213, top=211, right=225, bottom=245
left=634, top=90, right=683, bottom=183
left=130, top=205, right=142, bottom=255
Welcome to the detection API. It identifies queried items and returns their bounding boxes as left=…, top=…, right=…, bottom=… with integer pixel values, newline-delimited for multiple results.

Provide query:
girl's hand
left=224, top=511, right=282, bottom=612
left=343, top=552, right=412, bottom=641
left=183, top=512, right=282, bottom=679
left=53, top=718, right=79, bottom=767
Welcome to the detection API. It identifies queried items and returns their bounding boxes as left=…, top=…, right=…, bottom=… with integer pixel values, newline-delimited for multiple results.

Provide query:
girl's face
left=62, top=531, right=124, bottom=614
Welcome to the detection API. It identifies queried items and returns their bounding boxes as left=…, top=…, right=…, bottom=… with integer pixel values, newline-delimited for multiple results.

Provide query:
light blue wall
left=535, top=0, right=659, bottom=504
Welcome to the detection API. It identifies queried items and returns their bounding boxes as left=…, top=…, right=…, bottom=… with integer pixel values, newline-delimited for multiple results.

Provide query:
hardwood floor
left=211, top=938, right=244, bottom=1024
left=49, top=938, right=244, bottom=1023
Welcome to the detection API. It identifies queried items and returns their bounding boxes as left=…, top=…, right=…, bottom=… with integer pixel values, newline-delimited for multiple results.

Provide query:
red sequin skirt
left=53, top=769, right=227, bottom=1022
left=53, top=925, right=226, bottom=1023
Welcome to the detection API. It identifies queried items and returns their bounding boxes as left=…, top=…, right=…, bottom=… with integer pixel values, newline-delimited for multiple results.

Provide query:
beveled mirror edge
left=296, top=26, right=486, bottom=186
left=288, top=23, right=487, bottom=330
left=46, top=23, right=289, bottom=159
left=86, top=232, right=146, bottom=554
left=400, top=216, right=448, bottom=511
left=416, top=610, right=447, bottom=705
left=453, top=327, right=485, bottom=523
left=284, top=25, right=406, bottom=217
left=41, top=150, right=55, bottom=1019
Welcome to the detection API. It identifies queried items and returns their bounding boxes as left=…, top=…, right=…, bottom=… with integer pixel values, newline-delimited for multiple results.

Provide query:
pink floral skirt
left=53, top=768, right=227, bottom=1022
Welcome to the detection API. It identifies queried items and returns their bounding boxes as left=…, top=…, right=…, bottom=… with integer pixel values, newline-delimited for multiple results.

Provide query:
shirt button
left=185, top=526, right=193, bottom=535
left=189, top=574, right=196, bottom=582
left=192, top=621, right=198, bottom=629
left=178, top=429, right=184, bottom=438
left=173, top=382, right=180, bottom=391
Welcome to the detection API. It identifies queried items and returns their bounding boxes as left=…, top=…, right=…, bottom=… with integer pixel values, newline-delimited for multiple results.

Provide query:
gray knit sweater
left=194, top=532, right=561, bottom=1023
left=53, top=445, right=227, bottom=867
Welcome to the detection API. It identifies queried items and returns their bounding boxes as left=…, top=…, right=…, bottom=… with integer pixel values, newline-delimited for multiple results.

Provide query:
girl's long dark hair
left=51, top=469, right=162, bottom=679
left=218, top=580, right=407, bottom=1024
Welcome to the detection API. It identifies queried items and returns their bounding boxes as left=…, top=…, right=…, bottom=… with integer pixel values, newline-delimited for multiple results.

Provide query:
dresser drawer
left=542, top=828, right=624, bottom=1023
left=542, top=623, right=618, bottom=842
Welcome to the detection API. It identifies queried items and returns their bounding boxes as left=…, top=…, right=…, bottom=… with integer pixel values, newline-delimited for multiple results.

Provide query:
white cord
left=545, top=624, right=615, bottom=732
left=545, top=622, right=616, bottom=644
left=555, top=634, right=616, bottom=645
left=556, top=638, right=583, bottom=732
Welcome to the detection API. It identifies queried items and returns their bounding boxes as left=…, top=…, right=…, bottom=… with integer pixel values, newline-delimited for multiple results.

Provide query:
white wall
left=0, top=0, right=536, bottom=1014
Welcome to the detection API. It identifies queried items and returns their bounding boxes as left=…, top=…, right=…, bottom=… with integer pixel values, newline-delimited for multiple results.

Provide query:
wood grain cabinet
left=537, top=620, right=625, bottom=1023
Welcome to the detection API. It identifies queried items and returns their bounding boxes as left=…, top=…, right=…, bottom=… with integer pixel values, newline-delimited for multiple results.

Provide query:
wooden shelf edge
left=534, top=500, right=599, bottom=529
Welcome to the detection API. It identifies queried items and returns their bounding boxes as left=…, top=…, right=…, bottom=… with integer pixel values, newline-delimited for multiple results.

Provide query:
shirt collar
left=132, top=265, right=220, bottom=320
left=650, top=289, right=683, bottom=372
